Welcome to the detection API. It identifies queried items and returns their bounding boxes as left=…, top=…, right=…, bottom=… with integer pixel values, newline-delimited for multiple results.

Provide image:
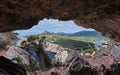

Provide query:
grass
left=33, top=33, right=96, bottom=50
left=36, top=33, right=100, bottom=42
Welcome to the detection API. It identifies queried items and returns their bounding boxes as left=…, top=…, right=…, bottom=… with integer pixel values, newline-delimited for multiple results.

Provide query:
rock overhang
left=0, top=0, right=120, bottom=42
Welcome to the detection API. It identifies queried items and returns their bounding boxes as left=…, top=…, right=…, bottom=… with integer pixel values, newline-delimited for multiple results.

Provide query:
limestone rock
left=43, top=42, right=64, bottom=53
left=17, top=37, right=27, bottom=47
left=110, top=46, right=120, bottom=64
left=54, top=51, right=68, bottom=64
left=3, top=46, right=32, bottom=65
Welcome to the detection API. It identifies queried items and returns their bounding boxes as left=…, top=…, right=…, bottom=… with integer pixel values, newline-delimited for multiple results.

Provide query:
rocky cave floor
left=36, top=47, right=120, bottom=75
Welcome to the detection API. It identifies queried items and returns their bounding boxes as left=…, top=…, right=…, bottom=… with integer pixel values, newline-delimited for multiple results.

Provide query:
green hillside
left=70, top=31, right=101, bottom=37
left=33, top=32, right=97, bottom=50
left=37, top=31, right=103, bottom=42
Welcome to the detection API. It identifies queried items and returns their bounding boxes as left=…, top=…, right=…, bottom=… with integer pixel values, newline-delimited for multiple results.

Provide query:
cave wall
left=0, top=0, right=120, bottom=42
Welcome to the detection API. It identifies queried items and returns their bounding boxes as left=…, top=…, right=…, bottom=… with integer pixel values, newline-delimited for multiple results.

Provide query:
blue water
left=44, top=51, right=56, bottom=60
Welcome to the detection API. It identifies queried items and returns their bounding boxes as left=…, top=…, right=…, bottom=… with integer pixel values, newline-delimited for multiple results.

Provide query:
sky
left=14, top=19, right=95, bottom=37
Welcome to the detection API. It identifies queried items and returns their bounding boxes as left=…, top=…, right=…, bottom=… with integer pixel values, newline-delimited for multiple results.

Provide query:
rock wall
left=0, top=0, right=119, bottom=42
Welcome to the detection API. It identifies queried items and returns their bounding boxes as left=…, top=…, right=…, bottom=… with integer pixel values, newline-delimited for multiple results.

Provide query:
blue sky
left=14, top=19, right=94, bottom=37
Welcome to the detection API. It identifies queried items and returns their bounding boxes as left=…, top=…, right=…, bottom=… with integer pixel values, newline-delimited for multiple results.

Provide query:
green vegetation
left=52, top=59, right=63, bottom=66
left=12, top=57, right=22, bottom=64
left=54, top=38, right=94, bottom=50
left=66, top=48, right=73, bottom=53
left=80, top=48, right=95, bottom=54
left=38, top=32, right=101, bottom=42
left=21, top=35, right=52, bottom=69
left=0, top=32, right=18, bottom=50
left=33, top=32, right=96, bottom=50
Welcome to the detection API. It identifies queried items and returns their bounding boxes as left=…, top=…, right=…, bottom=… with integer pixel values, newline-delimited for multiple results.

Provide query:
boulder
left=53, top=51, right=68, bottom=65
left=61, top=52, right=94, bottom=75
left=110, top=46, right=120, bottom=64
left=2, top=46, right=35, bottom=65
left=43, top=42, right=64, bottom=53
left=60, top=51, right=120, bottom=75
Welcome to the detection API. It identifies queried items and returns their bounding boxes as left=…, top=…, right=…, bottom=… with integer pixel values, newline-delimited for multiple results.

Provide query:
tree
left=23, top=35, right=52, bottom=69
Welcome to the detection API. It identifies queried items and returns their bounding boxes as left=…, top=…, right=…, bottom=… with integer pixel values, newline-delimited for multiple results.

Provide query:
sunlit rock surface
left=54, top=51, right=68, bottom=64
left=0, top=0, right=119, bottom=42
left=17, top=37, right=27, bottom=47
left=2, top=46, right=34, bottom=65
left=43, top=42, right=64, bottom=53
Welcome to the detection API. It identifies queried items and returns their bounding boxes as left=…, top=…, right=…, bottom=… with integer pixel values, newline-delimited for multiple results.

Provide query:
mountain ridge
left=55, top=31, right=102, bottom=37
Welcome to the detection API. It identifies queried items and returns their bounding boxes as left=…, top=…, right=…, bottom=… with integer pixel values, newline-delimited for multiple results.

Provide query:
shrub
left=85, top=48, right=95, bottom=54
left=80, top=48, right=95, bottom=54
left=66, top=49, right=73, bottom=53
left=52, top=59, right=63, bottom=67
left=12, top=57, right=22, bottom=64
left=27, top=36, right=36, bottom=42
left=0, top=40, right=10, bottom=50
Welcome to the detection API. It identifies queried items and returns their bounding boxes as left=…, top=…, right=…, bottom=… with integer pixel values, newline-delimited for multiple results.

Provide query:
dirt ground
left=38, top=67, right=64, bottom=75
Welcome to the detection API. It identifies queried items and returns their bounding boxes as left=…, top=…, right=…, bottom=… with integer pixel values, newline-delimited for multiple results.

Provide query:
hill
left=56, top=31, right=103, bottom=38
left=33, top=32, right=96, bottom=50
left=70, top=31, right=101, bottom=37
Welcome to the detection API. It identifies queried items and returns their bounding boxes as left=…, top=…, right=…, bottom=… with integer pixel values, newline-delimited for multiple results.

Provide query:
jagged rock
left=61, top=52, right=94, bottom=75
left=2, top=46, right=35, bottom=65
left=4, top=46, right=30, bottom=65
left=0, top=0, right=119, bottom=42
left=60, top=51, right=120, bottom=75
left=43, top=42, right=64, bottom=53
left=110, top=46, right=120, bottom=64
left=0, top=56, right=26, bottom=75
left=53, top=51, right=68, bottom=64
left=17, top=37, right=27, bottom=47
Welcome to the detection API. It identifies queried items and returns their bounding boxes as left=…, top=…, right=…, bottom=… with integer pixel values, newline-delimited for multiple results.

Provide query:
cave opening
left=13, top=18, right=110, bottom=53
left=0, top=18, right=115, bottom=75
left=0, top=0, right=119, bottom=74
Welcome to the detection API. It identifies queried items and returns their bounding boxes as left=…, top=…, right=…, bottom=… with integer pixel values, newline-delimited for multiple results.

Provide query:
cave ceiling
left=0, top=0, right=120, bottom=42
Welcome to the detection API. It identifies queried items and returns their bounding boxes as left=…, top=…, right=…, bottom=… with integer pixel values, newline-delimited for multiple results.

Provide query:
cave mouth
left=14, top=18, right=95, bottom=38
left=0, top=0, right=119, bottom=74
left=13, top=18, right=108, bottom=47
left=13, top=18, right=109, bottom=56
left=0, top=18, right=109, bottom=60
left=0, top=18, right=116, bottom=75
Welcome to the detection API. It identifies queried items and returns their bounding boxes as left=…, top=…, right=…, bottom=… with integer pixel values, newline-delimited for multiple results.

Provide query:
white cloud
left=14, top=19, right=94, bottom=37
